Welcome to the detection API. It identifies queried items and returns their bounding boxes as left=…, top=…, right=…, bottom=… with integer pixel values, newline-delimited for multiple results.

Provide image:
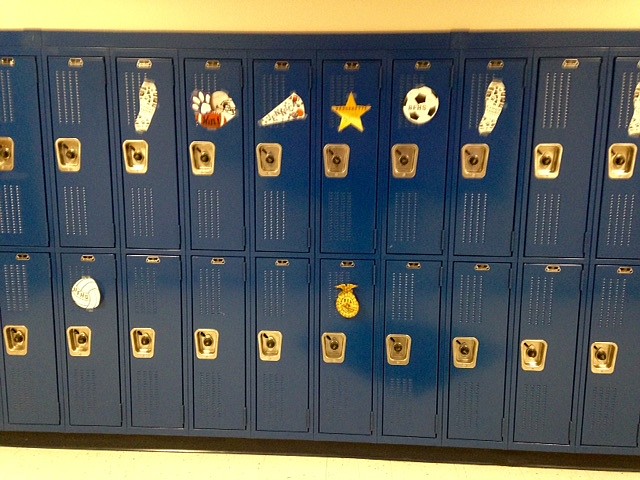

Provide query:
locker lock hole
left=0, top=137, right=15, bottom=172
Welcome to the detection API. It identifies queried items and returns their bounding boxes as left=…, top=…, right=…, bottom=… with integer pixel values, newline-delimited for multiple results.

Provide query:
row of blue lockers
left=1, top=34, right=640, bottom=259
left=0, top=251, right=637, bottom=454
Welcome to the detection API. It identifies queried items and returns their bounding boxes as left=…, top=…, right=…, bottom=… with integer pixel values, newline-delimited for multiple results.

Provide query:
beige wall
left=5, top=0, right=640, bottom=32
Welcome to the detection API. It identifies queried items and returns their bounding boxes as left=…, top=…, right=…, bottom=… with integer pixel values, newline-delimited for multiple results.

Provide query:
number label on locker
left=185, top=58, right=245, bottom=251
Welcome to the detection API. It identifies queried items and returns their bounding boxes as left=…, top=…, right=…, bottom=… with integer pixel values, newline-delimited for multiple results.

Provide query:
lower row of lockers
left=1, top=251, right=637, bottom=452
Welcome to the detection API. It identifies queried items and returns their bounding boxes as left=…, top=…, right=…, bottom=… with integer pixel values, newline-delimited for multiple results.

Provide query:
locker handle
left=195, top=329, right=219, bottom=360
left=3, top=326, right=28, bottom=356
left=275, top=61, right=290, bottom=71
left=534, top=143, right=563, bottom=179
left=617, top=267, right=633, bottom=275
left=256, top=143, right=282, bottom=177
left=258, top=331, right=282, bottom=362
left=0, top=137, right=15, bottom=172
left=67, top=326, right=92, bottom=357
left=608, top=143, right=637, bottom=180
left=323, top=144, right=350, bottom=178
left=130, top=328, right=155, bottom=359
left=461, top=144, right=489, bottom=179
left=452, top=337, right=478, bottom=368
left=1, top=57, right=15, bottom=67
left=520, top=340, right=548, bottom=371
left=386, top=334, right=412, bottom=366
left=590, top=342, right=618, bottom=374
left=322, top=333, right=347, bottom=363
left=415, top=61, right=431, bottom=71
left=15, top=254, right=30, bottom=261
left=190, top=141, right=215, bottom=176
left=205, top=60, right=221, bottom=70
left=123, top=140, right=149, bottom=174
left=56, top=138, right=82, bottom=173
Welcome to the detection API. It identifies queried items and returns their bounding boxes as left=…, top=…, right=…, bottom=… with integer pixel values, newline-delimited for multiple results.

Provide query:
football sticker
left=192, top=90, right=237, bottom=130
left=402, top=86, right=439, bottom=125
left=259, top=92, right=306, bottom=127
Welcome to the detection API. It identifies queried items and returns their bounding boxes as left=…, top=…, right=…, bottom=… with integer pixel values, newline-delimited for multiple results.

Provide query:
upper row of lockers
left=1, top=32, right=640, bottom=258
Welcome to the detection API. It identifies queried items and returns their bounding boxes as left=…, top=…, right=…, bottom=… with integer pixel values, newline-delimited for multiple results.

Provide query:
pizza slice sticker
left=259, top=92, right=306, bottom=127
left=192, top=89, right=237, bottom=130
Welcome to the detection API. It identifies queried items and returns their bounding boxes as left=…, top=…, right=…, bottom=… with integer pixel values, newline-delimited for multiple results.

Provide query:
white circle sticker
left=71, top=276, right=101, bottom=311
left=402, top=85, right=439, bottom=125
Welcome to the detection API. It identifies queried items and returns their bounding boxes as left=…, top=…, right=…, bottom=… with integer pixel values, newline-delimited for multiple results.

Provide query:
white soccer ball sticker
left=402, top=86, right=439, bottom=125
left=71, top=276, right=101, bottom=311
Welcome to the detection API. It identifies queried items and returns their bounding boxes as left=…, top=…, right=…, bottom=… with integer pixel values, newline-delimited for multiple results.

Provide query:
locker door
left=319, top=259, right=374, bottom=435
left=61, top=253, right=121, bottom=427
left=0, top=56, right=49, bottom=246
left=448, top=262, right=510, bottom=441
left=387, top=59, right=452, bottom=255
left=117, top=58, right=180, bottom=249
left=581, top=265, right=640, bottom=447
left=127, top=255, right=183, bottom=428
left=382, top=260, right=441, bottom=438
left=185, top=58, right=245, bottom=251
left=255, top=258, right=309, bottom=432
left=321, top=60, right=381, bottom=254
left=455, top=59, right=526, bottom=256
left=525, top=57, right=602, bottom=257
left=192, top=256, right=245, bottom=430
left=0, top=253, right=59, bottom=425
left=254, top=60, right=311, bottom=253
left=48, top=56, right=115, bottom=247
left=514, top=264, right=582, bottom=444
left=597, top=57, right=640, bottom=259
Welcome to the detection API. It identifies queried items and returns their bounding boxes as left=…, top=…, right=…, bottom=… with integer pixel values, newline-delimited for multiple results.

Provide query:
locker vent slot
left=263, top=190, right=287, bottom=241
left=532, top=193, right=561, bottom=246
left=460, top=192, right=488, bottom=245
left=597, top=278, right=627, bottom=329
left=130, top=187, right=156, bottom=238
left=328, top=74, right=356, bottom=130
left=527, top=275, right=555, bottom=326
left=261, top=372, right=285, bottom=428
left=263, top=268, right=286, bottom=319
left=327, top=191, right=353, bottom=243
left=131, top=267, right=158, bottom=314
left=198, top=267, right=222, bottom=316
left=0, top=70, right=15, bottom=123
left=124, top=71, right=145, bottom=127
left=259, top=73, right=286, bottom=128
left=69, top=368, right=97, bottom=417
left=468, top=73, right=491, bottom=130
left=196, top=189, right=221, bottom=240
left=386, top=377, right=415, bottom=424
left=324, top=375, right=351, bottom=426
left=450, top=381, right=480, bottom=430
left=55, top=70, right=82, bottom=125
left=66, top=265, right=91, bottom=288
left=586, top=386, right=617, bottom=436
left=541, top=72, right=572, bottom=130
left=3, top=264, right=29, bottom=312
left=327, top=270, right=350, bottom=319
left=134, top=369, right=160, bottom=420
left=391, top=191, right=418, bottom=244
left=197, top=372, right=223, bottom=419
left=604, top=193, right=635, bottom=247
left=62, top=186, right=89, bottom=237
left=397, top=73, right=429, bottom=129
left=390, top=272, right=415, bottom=322
left=0, top=184, right=24, bottom=235
left=193, top=73, right=218, bottom=98
left=617, top=71, right=640, bottom=129
left=518, top=383, right=548, bottom=433
left=457, top=274, right=484, bottom=324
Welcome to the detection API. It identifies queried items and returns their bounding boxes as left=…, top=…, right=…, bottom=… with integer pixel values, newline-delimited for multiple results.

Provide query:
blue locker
left=319, top=259, right=374, bottom=435
left=454, top=58, right=526, bottom=256
left=382, top=260, right=441, bottom=438
left=447, top=262, right=510, bottom=442
left=61, top=253, right=121, bottom=427
left=514, top=264, right=582, bottom=445
left=185, top=58, right=245, bottom=251
left=321, top=60, right=381, bottom=254
left=117, top=58, right=180, bottom=249
left=581, top=265, right=640, bottom=447
left=254, top=60, right=311, bottom=253
left=0, top=253, right=59, bottom=425
left=525, top=57, right=602, bottom=258
left=597, top=57, right=640, bottom=259
left=387, top=59, right=452, bottom=255
left=0, top=56, right=49, bottom=246
left=127, top=255, right=183, bottom=428
left=255, top=257, right=309, bottom=432
left=48, top=56, right=115, bottom=247
left=191, top=256, right=246, bottom=430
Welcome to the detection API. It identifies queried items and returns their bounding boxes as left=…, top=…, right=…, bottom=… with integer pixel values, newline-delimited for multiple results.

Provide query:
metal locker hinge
left=258, top=330, right=282, bottom=362
left=190, top=141, right=215, bottom=176
left=386, top=334, right=412, bottom=366
left=520, top=340, right=548, bottom=371
left=323, top=144, right=350, bottom=178
left=3, top=325, right=28, bottom=356
left=322, top=333, right=346, bottom=364
left=0, top=137, right=15, bottom=172
left=608, top=143, right=637, bottom=180
left=534, top=143, right=563, bottom=179
left=452, top=337, right=478, bottom=368
left=590, top=342, right=618, bottom=374
left=130, top=328, right=155, bottom=359
left=256, top=143, right=282, bottom=177
left=123, top=140, right=149, bottom=174
left=67, top=326, right=92, bottom=357
left=391, top=144, right=419, bottom=179
left=195, top=329, right=219, bottom=360
left=461, top=144, right=489, bottom=179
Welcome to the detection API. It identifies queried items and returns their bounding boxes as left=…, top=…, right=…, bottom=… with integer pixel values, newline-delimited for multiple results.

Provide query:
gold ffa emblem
left=335, top=283, right=360, bottom=319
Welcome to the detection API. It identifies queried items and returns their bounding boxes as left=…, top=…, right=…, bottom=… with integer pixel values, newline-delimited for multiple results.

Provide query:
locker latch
left=258, top=330, right=282, bottom=362
left=461, top=144, right=489, bottom=179
left=3, top=326, right=28, bottom=356
left=55, top=138, right=82, bottom=173
left=534, top=143, right=563, bottom=179
left=123, top=140, right=149, bottom=174
left=520, top=340, right=548, bottom=372
left=130, top=328, right=155, bottom=359
left=323, top=144, right=350, bottom=178
left=386, top=334, right=412, bottom=366
left=190, top=141, right=215, bottom=176
left=322, top=333, right=346, bottom=364
left=452, top=337, right=478, bottom=369
left=590, top=342, right=618, bottom=375
left=391, top=144, right=419, bottom=179
left=608, top=143, right=637, bottom=180
left=256, top=143, right=282, bottom=177
left=67, top=326, right=92, bottom=357
left=195, top=329, right=219, bottom=360
left=0, top=137, right=14, bottom=172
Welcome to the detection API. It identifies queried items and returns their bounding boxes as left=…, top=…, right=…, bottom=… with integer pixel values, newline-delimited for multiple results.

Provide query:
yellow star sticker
left=331, top=92, right=371, bottom=132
